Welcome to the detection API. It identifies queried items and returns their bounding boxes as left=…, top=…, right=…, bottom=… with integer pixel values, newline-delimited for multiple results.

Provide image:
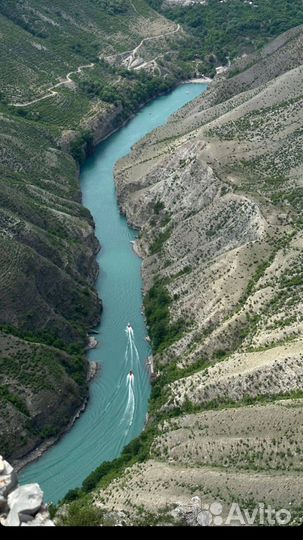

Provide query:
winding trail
left=12, top=22, right=181, bottom=108
left=133, top=54, right=164, bottom=74
left=129, top=0, right=139, bottom=15
left=122, top=24, right=181, bottom=70
left=11, top=63, right=95, bottom=108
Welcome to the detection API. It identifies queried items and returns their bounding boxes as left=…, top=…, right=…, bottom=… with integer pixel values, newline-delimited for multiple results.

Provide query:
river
left=20, top=83, right=207, bottom=503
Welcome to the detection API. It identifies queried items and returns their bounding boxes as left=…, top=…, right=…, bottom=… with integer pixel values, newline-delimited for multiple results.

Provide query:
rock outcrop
left=0, top=456, right=54, bottom=527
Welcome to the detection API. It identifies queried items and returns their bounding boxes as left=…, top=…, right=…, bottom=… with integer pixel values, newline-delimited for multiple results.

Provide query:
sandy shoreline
left=181, top=77, right=212, bottom=84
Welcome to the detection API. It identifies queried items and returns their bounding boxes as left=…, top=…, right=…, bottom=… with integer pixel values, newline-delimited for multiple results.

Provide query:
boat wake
left=121, top=324, right=141, bottom=435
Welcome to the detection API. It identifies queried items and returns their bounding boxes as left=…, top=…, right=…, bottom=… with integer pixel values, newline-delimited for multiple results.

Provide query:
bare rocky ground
left=90, top=27, right=303, bottom=525
left=96, top=401, right=303, bottom=522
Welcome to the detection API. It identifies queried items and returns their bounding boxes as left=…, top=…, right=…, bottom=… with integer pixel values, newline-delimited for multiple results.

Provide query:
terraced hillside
left=0, top=0, right=184, bottom=102
left=59, top=27, right=303, bottom=526
left=0, top=0, right=187, bottom=462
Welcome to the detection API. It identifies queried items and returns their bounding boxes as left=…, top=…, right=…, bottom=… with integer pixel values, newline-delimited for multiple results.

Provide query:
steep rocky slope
left=78, top=27, right=303, bottom=525
left=0, top=92, right=103, bottom=461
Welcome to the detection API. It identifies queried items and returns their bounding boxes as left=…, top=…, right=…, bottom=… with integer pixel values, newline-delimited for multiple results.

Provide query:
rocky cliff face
left=115, top=25, right=303, bottom=371
left=0, top=456, right=54, bottom=526
left=86, top=27, right=303, bottom=525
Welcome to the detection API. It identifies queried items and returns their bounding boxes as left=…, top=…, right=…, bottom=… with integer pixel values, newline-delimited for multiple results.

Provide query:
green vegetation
left=70, top=130, right=94, bottom=165
left=153, top=200, right=165, bottom=214
left=144, top=279, right=187, bottom=352
left=55, top=360, right=303, bottom=524
left=57, top=353, right=210, bottom=522
left=148, top=0, right=303, bottom=75
left=2, top=0, right=303, bottom=525
left=0, top=385, right=29, bottom=417
left=49, top=7, right=303, bottom=523
left=172, top=390, right=303, bottom=417
left=0, top=328, right=88, bottom=458
left=60, top=422, right=159, bottom=513
left=0, top=0, right=188, bottom=109
left=58, top=498, right=109, bottom=527
left=149, top=226, right=172, bottom=254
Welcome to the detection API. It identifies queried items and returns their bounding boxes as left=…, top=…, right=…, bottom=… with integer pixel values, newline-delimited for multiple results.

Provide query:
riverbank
left=14, top=398, right=88, bottom=475
left=130, top=240, right=144, bottom=259
left=14, top=361, right=100, bottom=475
left=181, top=76, right=212, bottom=84
left=77, top=76, right=213, bottom=152
left=16, top=81, right=208, bottom=483
left=87, top=361, right=100, bottom=382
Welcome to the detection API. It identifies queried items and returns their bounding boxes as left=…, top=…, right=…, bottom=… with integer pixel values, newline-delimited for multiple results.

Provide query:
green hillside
left=148, top=0, right=303, bottom=75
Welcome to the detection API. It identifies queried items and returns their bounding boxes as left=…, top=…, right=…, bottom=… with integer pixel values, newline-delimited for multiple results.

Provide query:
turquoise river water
left=20, top=83, right=207, bottom=503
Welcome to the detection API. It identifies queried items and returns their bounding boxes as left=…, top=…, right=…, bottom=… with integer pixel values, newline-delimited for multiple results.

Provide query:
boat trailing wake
left=121, top=324, right=140, bottom=435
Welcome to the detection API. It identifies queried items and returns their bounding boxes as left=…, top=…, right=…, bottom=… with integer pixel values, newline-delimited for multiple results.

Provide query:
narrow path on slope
left=11, top=63, right=95, bottom=108
left=12, top=24, right=181, bottom=108
left=123, top=24, right=181, bottom=69
left=129, top=0, right=139, bottom=15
